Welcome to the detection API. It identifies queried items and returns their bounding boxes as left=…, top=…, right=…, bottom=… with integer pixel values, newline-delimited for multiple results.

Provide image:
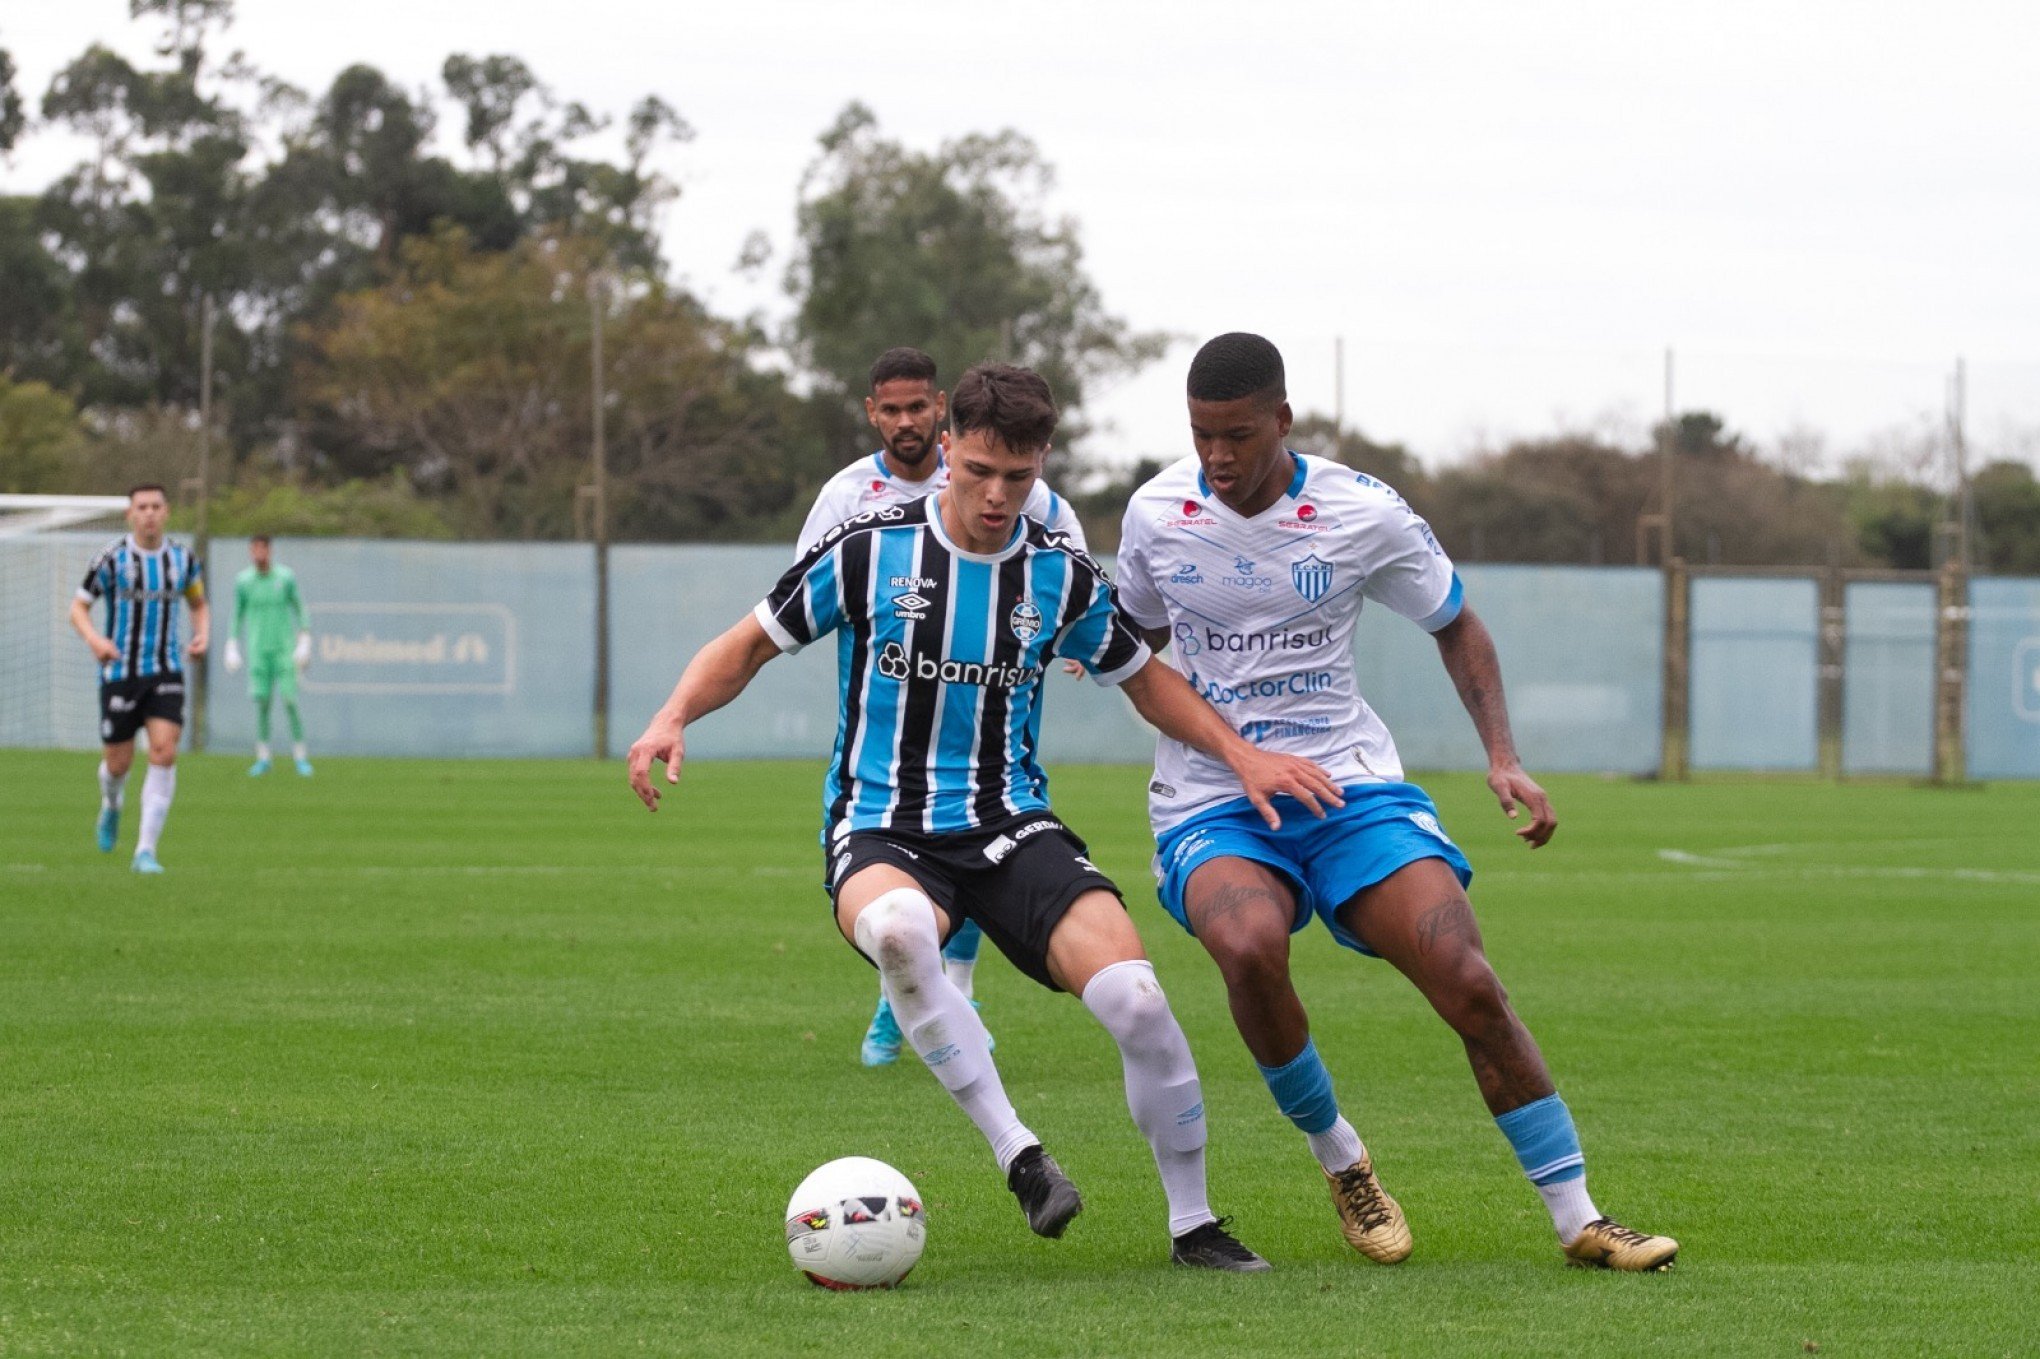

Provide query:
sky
left=5, top=0, right=2038, bottom=475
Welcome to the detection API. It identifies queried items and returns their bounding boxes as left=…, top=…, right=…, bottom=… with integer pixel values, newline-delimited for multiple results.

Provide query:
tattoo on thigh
left=1414, top=897, right=1481, bottom=957
left=1197, top=881, right=1285, bottom=928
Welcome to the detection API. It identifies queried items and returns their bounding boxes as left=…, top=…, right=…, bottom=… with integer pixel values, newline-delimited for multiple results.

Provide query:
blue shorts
left=1153, top=782, right=1472, bottom=956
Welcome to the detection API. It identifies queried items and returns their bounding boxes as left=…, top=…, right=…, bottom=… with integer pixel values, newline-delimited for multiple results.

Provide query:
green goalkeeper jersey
left=234, top=564, right=306, bottom=655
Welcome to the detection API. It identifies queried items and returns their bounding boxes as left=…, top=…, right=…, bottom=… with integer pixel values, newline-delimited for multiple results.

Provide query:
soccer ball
left=784, top=1156, right=926, bottom=1289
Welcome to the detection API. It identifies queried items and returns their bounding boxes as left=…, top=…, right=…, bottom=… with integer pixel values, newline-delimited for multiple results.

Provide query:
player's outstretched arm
left=68, top=597, right=120, bottom=664
left=1118, top=656, right=1344, bottom=830
left=626, top=614, right=782, bottom=812
left=1432, top=607, right=1556, bottom=847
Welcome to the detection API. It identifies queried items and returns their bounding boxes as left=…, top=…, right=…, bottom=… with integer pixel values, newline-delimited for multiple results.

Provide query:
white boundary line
left=1657, top=844, right=2040, bottom=886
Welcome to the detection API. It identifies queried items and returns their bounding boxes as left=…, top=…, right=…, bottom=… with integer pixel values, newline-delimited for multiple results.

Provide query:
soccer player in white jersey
left=629, top=362, right=1348, bottom=1270
left=1114, top=334, right=1678, bottom=1272
left=68, top=483, right=210, bottom=874
left=800, top=347, right=1090, bottom=1068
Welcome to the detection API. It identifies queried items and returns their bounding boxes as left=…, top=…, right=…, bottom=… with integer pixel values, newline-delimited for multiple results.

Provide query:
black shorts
left=99, top=672, right=186, bottom=746
left=827, top=812, right=1123, bottom=992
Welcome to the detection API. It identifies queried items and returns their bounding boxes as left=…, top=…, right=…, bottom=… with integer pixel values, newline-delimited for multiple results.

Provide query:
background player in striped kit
left=1114, top=333, right=1676, bottom=1271
left=224, top=534, right=314, bottom=777
left=629, top=363, right=1346, bottom=1269
left=798, top=347, right=1090, bottom=1068
left=68, top=483, right=209, bottom=874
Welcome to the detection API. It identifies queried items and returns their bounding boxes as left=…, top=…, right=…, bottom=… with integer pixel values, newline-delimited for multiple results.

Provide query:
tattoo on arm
left=1437, top=610, right=1519, bottom=765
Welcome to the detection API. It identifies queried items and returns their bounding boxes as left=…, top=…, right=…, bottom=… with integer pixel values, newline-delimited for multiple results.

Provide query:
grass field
left=2, top=750, right=2035, bottom=1356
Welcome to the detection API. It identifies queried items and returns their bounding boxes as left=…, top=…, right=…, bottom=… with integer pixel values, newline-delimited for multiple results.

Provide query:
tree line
left=0, top=1, right=1157, bottom=543
left=2, top=3, right=2034, bottom=571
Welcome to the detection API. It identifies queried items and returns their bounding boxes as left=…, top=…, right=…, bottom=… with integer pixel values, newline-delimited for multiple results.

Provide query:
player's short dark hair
left=127, top=482, right=168, bottom=502
left=1187, top=332, right=1286, bottom=406
left=948, top=363, right=1057, bottom=452
left=250, top=533, right=272, bottom=546
left=869, top=347, right=938, bottom=391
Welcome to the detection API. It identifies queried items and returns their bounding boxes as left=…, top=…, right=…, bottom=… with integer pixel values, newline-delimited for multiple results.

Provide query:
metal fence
left=6, top=532, right=2038, bottom=779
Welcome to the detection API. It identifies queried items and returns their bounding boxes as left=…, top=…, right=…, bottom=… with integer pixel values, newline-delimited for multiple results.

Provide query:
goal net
left=0, top=494, right=131, bottom=749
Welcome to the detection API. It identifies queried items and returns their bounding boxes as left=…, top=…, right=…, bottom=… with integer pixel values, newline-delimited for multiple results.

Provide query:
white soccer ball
left=784, top=1156, right=926, bottom=1290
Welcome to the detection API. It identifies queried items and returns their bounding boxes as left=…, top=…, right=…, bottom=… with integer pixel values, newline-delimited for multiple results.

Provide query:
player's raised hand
left=1232, top=749, right=1346, bottom=830
left=1488, top=763, right=1556, bottom=847
left=627, top=719, right=687, bottom=811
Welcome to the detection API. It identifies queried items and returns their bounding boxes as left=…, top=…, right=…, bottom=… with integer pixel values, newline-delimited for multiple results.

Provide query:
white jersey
left=796, top=451, right=1087, bottom=556
left=1115, top=451, right=1463, bottom=833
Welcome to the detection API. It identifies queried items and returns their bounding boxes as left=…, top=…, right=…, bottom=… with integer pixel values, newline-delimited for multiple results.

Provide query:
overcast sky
left=6, top=0, right=2038, bottom=473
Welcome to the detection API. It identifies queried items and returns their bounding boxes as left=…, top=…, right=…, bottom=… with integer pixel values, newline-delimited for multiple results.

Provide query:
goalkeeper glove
left=224, top=638, right=243, bottom=673
left=293, top=631, right=312, bottom=670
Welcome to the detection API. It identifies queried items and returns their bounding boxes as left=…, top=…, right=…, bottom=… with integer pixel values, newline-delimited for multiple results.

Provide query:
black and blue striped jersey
left=75, top=536, right=206, bottom=683
left=753, top=496, right=1151, bottom=840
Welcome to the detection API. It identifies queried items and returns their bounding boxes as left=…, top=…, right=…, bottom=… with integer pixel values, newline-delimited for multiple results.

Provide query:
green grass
left=1, top=751, right=2035, bottom=1356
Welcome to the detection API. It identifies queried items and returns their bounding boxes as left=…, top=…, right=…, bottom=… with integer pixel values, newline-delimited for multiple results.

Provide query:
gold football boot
left=1323, top=1154, right=1413, bottom=1263
left=1563, top=1217, right=1680, bottom=1272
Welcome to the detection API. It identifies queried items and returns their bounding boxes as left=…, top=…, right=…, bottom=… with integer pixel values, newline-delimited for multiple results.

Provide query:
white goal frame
left=0, top=494, right=131, bottom=748
left=0, top=493, right=131, bottom=539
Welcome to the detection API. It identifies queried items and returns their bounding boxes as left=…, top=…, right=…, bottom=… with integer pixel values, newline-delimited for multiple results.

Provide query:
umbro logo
left=893, top=592, right=933, bottom=621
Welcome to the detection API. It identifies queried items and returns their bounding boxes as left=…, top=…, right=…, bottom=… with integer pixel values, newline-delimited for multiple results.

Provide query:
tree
left=1844, top=467, right=1937, bottom=570
left=1656, top=410, right=1751, bottom=461
left=442, top=54, right=689, bottom=271
left=0, top=376, right=88, bottom=492
left=783, top=103, right=1165, bottom=459
left=0, top=196, right=88, bottom=388
left=0, top=43, right=24, bottom=152
left=1427, top=435, right=1651, bottom=564
left=302, top=227, right=813, bottom=540
left=36, top=4, right=259, bottom=415
left=19, top=2, right=701, bottom=476
left=1972, top=460, right=2040, bottom=573
left=1287, top=414, right=1428, bottom=500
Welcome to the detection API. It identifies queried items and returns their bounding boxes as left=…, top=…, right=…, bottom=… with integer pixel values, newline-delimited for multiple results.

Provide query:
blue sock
left=1494, top=1093, right=1585, bottom=1185
left=942, top=919, right=984, bottom=964
left=1256, top=1037, right=1340, bottom=1135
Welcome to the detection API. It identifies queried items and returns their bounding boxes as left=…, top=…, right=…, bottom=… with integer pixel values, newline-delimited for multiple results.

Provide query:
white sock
left=98, top=761, right=128, bottom=810
left=1081, top=959, right=1214, bottom=1238
left=1307, top=1117, right=1366, bottom=1174
left=855, top=889, right=1035, bottom=1170
left=292, top=741, right=308, bottom=762
left=1539, top=1176, right=1602, bottom=1244
left=943, top=956, right=976, bottom=999
left=255, top=742, right=272, bottom=761
left=137, top=764, right=176, bottom=856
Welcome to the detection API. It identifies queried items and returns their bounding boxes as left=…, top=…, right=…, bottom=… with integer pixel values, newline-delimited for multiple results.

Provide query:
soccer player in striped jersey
left=1113, top=333, right=1676, bottom=1271
left=799, top=347, right=1089, bottom=1068
left=224, top=534, right=314, bottom=776
left=68, top=483, right=210, bottom=874
left=630, top=363, right=1345, bottom=1270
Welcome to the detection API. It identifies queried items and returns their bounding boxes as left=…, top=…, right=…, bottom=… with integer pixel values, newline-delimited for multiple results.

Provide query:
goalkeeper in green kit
left=224, top=534, right=314, bottom=776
